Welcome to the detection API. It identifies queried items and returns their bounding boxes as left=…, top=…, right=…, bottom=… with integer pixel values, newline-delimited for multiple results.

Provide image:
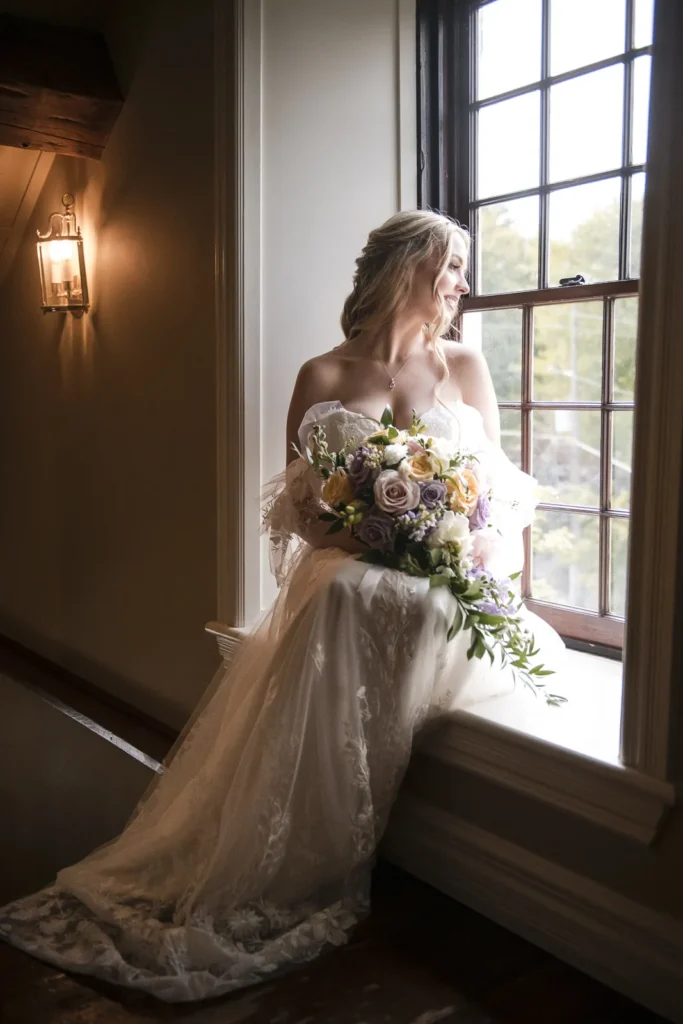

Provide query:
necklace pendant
left=389, top=379, right=396, bottom=390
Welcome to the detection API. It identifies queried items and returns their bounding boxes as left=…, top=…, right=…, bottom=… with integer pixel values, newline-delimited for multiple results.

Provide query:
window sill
left=206, top=624, right=676, bottom=845
left=462, top=649, right=623, bottom=764
left=420, top=650, right=675, bottom=845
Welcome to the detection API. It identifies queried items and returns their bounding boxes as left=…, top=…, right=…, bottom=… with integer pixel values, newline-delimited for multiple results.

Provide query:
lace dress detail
left=0, top=398, right=565, bottom=1003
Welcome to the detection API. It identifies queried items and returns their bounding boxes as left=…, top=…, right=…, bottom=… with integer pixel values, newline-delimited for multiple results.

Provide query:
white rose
left=384, top=443, right=409, bottom=466
left=427, top=435, right=456, bottom=474
left=426, top=510, right=474, bottom=556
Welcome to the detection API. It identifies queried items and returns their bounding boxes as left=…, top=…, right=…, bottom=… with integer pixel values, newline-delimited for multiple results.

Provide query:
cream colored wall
left=260, top=0, right=412, bottom=603
left=0, top=0, right=220, bottom=730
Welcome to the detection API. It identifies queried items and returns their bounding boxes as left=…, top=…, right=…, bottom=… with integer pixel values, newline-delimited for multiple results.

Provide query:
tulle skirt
left=0, top=543, right=564, bottom=1002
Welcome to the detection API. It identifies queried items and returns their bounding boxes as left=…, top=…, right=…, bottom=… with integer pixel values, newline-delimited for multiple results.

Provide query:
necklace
left=378, top=350, right=414, bottom=391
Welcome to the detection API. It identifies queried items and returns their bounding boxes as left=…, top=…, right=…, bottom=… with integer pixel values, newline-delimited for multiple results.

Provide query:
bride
left=0, top=210, right=564, bottom=1002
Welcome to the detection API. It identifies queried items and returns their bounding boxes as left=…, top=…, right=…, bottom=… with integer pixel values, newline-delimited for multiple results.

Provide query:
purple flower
left=349, top=447, right=378, bottom=487
left=469, top=493, right=491, bottom=530
left=476, top=600, right=508, bottom=617
left=356, top=508, right=396, bottom=552
left=467, top=565, right=490, bottom=581
left=419, top=479, right=447, bottom=510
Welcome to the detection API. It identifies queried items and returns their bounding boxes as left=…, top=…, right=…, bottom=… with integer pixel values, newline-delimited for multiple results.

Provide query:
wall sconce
left=36, top=193, right=89, bottom=317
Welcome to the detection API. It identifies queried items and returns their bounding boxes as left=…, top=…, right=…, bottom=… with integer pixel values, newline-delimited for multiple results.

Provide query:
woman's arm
left=446, top=344, right=501, bottom=445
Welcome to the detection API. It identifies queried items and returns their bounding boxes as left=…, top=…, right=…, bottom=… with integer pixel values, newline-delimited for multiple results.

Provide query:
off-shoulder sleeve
left=261, top=458, right=326, bottom=586
left=470, top=429, right=538, bottom=580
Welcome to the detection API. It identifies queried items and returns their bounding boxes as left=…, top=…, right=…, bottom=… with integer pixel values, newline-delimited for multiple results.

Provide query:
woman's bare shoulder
left=441, top=338, right=490, bottom=376
left=440, top=339, right=500, bottom=442
left=292, top=348, right=347, bottom=406
left=285, top=348, right=349, bottom=458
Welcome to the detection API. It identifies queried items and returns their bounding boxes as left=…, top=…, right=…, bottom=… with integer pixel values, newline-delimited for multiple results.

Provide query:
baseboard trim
left=0, top=632, right=174, bottom=764
left=382, top=795, right=683, bottom=1024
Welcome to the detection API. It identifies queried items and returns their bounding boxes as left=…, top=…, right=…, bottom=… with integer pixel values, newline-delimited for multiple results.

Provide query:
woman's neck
left=352, top=321, right=429, bottom=366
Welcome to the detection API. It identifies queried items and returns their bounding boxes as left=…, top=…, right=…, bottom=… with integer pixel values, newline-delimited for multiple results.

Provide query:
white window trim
left=618, top=0, right=683, bottom=787
left=212, top=0, right=681, bottom=847
left=215, top=0, right=263, bottom=627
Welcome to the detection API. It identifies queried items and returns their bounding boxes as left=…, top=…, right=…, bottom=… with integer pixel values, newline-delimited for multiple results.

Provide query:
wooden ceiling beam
left=0, top=14, right=123, bottom=160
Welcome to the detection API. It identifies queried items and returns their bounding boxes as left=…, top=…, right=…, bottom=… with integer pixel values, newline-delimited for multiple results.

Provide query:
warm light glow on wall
left=36, top=193, right=90, bottom=317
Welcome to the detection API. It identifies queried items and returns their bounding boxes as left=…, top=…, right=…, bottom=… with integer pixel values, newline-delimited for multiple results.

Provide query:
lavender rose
left=419, top=479, right=447, bottom=510
left=355, top=508, right=396, bottom=551
left=374, top=469, right=420, bottom=514
left=348, top=446, right=379, bottom=487
left=469, top=493, right=491, bottom=530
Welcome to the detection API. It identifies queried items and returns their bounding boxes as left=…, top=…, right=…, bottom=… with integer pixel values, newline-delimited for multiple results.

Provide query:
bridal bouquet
left=299, top=406, right=562, bottom=704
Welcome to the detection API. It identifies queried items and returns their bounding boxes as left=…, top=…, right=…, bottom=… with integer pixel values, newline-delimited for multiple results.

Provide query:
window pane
left=533, top=302, right=603, bottom=402
left=632, top=55, right=652, bottom=166
left=550, top=0, right=625, bottom=76
left=500, top=409, right=522, bottom=468
left=462, top=308, right=522, bottom=402
left=477, top=0, right=542, bottom=101
left=630, top=172, right=645, bottom=277
left=613, top=296, right=638, bottom=401
left=478, top=92, right=540, bottom=199
left=533, top=410, right=602, bottom=507
left=611, top=410, right=633, bottom=510
left=634, top=0, right=654, bottom=49
left=610, top=517, right=630, bottom=617
left=549, top=177, right=621, bottom=285
left=531, top=510, right=599, bottom=611
left=478, top=198, right=539, bottom=295
left=549, top=66, right=624, bottom=183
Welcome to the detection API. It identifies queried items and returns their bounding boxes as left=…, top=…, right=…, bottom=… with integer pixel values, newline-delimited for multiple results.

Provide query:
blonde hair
left=340, top=209, right=471, bottom=407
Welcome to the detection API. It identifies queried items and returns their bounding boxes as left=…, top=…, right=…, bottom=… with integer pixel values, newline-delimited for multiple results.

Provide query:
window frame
left=419, top=0, right=648, bottom=649
left=416, top=0, right=683, bottom=793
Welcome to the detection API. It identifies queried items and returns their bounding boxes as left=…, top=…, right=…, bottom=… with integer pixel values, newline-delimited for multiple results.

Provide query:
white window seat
left=463, top=648, right=623, bottom=765
left=419, top=648, right=674, bottom=845
left=206, top=622, right=674, bottom=845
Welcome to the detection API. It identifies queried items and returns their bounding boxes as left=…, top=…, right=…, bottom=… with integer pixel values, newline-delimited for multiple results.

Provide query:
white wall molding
left=422, top=709, right=675, bottom=845
left=620, top=0, right=683, bottom=783
left=382, top=796, right=683, bottom=1024
left=204, top=621, right=249, bottom=668
left=214, top=0, right=263, bottom=626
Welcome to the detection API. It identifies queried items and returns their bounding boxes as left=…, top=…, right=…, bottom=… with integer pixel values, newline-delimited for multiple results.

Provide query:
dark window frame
left=418, top=0, right=651, bottom=649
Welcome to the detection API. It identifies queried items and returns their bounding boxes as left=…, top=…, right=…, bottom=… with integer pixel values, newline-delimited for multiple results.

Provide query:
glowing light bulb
left=48, top=239, right=75, bottom=284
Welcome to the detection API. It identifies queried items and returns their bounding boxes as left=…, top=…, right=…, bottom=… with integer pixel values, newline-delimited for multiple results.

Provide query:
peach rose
left=322, top=469, right=354, bottom=507
left=399, top=451, right=439, bottom=482
left=445, top=467, right=480, bottom=514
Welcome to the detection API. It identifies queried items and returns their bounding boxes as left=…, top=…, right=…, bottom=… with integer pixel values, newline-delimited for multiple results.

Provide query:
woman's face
left=410, top=234, right=470, bottom=323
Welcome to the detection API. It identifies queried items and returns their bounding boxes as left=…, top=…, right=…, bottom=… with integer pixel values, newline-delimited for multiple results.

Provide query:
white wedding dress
left=0, top=399, right=564, bottom=1003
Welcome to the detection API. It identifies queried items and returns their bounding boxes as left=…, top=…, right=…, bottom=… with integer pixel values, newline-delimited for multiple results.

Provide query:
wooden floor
left=0, top=861, right=665, bottom=1024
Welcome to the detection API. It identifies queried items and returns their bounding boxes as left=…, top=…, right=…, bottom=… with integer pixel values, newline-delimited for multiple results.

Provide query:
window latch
left=559, top=274, right=586, bottom=286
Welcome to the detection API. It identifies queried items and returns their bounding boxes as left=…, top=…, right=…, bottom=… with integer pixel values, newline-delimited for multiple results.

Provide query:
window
left=418, top=0, right=654, bottom=649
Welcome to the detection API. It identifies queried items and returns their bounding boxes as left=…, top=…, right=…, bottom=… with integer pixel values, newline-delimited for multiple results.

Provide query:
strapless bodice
left=297, top=399, right=488, bottom=454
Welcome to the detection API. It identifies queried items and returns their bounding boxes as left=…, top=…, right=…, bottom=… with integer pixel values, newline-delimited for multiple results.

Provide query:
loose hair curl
left=339, top=210, right=470, bottom=408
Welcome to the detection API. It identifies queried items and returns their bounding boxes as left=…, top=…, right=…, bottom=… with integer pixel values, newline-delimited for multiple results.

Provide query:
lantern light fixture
left=36, top=193, right=89, bottom=317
